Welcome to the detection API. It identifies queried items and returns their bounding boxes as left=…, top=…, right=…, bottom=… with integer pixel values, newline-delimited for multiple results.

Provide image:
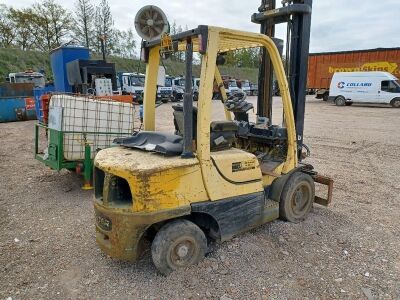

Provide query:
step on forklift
left=93, top=1, right=333, bottom=275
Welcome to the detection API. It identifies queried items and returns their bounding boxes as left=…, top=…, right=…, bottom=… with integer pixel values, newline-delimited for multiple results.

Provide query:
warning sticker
left=25, top=98, right=35, bottom=110
left=232, top=160, right=256, bottom=172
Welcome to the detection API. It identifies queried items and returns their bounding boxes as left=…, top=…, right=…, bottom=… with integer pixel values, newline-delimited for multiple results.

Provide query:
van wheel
left=391, top=98, right=400, bottom=108
left=335, top=96, right=346, bottom=106
left=345, top=102, right=353, bottom=106
left=151, top=219, right=207, bottom=275
left=280, top=172, right=315, bottom=223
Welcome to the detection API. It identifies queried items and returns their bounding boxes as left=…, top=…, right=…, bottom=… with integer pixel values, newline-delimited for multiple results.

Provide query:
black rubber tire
left=323, top=92, right=329, bottom=101
left=161, top=98, right=168, bottom=103
left=193, top=92, right=199, bottom=101
left=345, top=102, right=353, bottom=106
left=391, top=98, right=400, bottom=108
left=151, top=219, right=207, bottom=275
left=335, top=96, right=346, bottom=106
left=279, top=172, right=315, bottom=223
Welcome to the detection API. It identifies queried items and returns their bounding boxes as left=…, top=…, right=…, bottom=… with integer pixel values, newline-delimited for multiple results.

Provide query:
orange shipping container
left=307, top=47, right=400, bottom=90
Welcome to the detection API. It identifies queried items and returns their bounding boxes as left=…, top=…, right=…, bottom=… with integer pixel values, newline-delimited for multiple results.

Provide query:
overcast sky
left=3, top=0, right=400, bottom=53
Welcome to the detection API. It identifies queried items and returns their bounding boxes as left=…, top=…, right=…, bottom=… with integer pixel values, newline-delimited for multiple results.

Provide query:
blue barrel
left=50, top=46, right=89, bottom=93
left=33, top=84, right=55, bottom=122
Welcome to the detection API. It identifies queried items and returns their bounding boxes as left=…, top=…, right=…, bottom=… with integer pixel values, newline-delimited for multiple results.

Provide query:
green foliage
left=73, top=0, right=95, bottom=48
left=0, top=47, right=259, bottom=83
left=224, top=48, right=260, bottom=68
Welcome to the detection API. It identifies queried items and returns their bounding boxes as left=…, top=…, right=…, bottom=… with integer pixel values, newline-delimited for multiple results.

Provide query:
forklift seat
left=172, top=104, right=237, bottom=151
left=172, top=104, right=198, bottom=139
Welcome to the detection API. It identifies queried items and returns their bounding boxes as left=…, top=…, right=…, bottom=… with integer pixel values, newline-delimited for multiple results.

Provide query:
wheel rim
left=290, top=183, right=312, bottom=217
left=337, top=98, right=344, bottom=105
left=168, top=237, right=198, bottom=268
left=393, top=100, right=400, bottom=108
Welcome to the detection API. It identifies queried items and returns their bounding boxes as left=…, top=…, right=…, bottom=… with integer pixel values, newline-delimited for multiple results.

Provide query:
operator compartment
left=224, top=92, right=288, bottom=176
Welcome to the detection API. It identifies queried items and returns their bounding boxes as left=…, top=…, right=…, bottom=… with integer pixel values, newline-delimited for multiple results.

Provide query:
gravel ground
left=0, top=96, right=399, bottom=299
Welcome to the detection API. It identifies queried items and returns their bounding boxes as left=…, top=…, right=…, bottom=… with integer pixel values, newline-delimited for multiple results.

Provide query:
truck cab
left=119, top=72, right=145, bottom=98
left=240, top=80, right=251, bottom=95
left=329, top=71, right=400, bottom=107
left=224, top=79, right=241, bottom=96
left=157, top=76, right=184, bottom=102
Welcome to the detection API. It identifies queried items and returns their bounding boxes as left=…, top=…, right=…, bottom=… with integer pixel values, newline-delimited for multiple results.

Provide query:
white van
left=329, top=71, right=400, bottom=107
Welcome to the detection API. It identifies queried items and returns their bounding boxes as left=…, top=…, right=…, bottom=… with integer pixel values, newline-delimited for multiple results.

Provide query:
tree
left=0, top=5, right=15, bottom=47
left=115, top=29, right=136, bottom=58
left=9, top=7, right=37, bottom=50
left=93, top=0, right=114, bottom=55
left=33, top=0, right=72, bottom=50
left=73, top=0, right=94, bottom=48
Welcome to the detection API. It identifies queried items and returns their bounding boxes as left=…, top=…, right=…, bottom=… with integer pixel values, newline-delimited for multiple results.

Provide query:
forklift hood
left=94, top=146, right=200, bottom=177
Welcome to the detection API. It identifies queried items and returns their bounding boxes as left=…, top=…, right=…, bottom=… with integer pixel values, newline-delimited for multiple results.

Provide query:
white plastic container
left=49, top=94, right=136, bottom=160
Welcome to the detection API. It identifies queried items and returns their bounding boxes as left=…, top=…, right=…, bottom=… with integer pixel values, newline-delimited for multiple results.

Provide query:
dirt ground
left=0, top=96, right=399, bottom=299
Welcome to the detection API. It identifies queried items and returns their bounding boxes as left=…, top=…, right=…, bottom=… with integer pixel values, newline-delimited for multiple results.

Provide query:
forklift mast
left=252, top=0, right=313, bottom=160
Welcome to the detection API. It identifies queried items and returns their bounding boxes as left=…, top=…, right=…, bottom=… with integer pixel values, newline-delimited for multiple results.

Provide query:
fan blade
left=154, top=26, right=162, bottom=34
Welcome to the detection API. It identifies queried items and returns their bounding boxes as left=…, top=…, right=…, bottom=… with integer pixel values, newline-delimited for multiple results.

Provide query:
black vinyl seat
left=114, top=132, right=183, bottom=156
left=172, top=104, right=238, bottom=151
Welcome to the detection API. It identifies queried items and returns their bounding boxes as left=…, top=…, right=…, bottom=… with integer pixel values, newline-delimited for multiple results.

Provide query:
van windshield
left=381, top=80, right=400, bottom=93
left=229, top=80, right=237, bottom=88
left=165, top=78, right=172, bottom=87
left=242, top=81, right=250, bottom=88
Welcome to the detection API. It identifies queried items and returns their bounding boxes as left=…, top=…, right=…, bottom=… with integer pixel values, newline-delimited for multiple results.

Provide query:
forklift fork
left=312, top=174, right=333, bottom=206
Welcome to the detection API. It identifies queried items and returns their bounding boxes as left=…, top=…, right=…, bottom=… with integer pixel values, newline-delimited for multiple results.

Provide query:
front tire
left=335, top=96, right=346, bottom=106
left=391, top=98, right=400, bottom=108
left=279, top=172, right=315, bottom=223
left=151, top=219, right=207, bottom=275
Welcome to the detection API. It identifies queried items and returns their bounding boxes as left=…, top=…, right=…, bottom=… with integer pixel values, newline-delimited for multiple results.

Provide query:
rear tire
left=391, top=98, right=400, bottom=108
left=279, top=172, right=315, bottom=223
left=151, top=219, right=207, bottom=275
left=323, top=92, right=329, bottom=101
left=335, top=96, right=346, bottom=106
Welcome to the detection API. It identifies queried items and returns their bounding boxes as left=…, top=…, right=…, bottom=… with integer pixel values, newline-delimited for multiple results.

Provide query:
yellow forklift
left=94, top=2, right=333, bottom=275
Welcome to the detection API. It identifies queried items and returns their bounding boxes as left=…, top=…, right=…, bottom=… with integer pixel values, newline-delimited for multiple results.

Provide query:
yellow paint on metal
left=143, top=46, right=160, bottom=131
left=211, top=148, right=262, bottom=183
left=95, top=147, right=207, bottom=212
left=262, top=163, right=285, bottom=186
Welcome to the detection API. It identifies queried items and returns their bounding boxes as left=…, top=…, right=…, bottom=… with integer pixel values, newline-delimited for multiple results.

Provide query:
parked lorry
left=307, top=47, right=400, bottom=101
left=157, top=76, right=184, bottom=103
left=329, top=71, right=400, bottom=107
left=118, top=72, right=145, bottom=99
left=6, top=71, right=45, bottom=88
left=239, top=80, right=251, bottom=95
